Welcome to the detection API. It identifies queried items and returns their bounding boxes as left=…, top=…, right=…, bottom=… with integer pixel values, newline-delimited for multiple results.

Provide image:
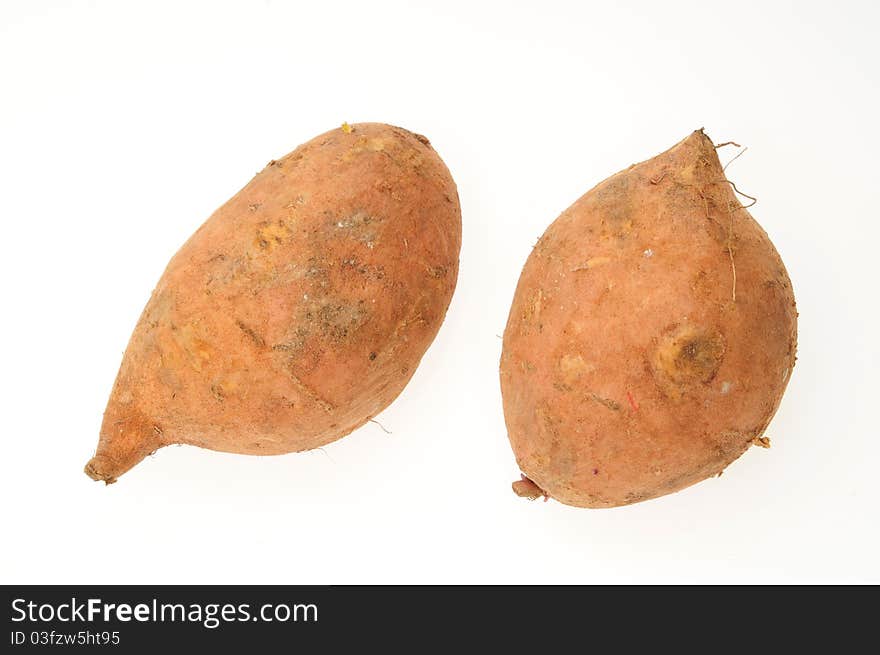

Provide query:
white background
left=2, top=0, right=878, bottom=584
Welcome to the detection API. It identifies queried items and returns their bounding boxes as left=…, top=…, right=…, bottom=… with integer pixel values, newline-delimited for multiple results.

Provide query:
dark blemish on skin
left=316, top=302, right=368, bottom=340
left=236, top=320, right=266, bottom=349
left=593, top=468, right=599, bottom=475
left=210, top=384, right=225, bottom=402
left=272, top=327, right=309, bottom=354
left=369, top=352, right=377, bottom=360
left=681, top=340, right=700, bottom=360
left=413, top=133, right=431, bottom=146
left=674, top=335, right=724, bottom=381
left=588, top=393, right=621, bottom=411
left=652, top=325, right=726, bottom=393
left=624, top=491, right=648, bottom=503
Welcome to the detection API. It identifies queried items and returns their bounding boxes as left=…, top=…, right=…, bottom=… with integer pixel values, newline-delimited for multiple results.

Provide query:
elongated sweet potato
left=86, top=122, right=461, bottom=483
left=500, top=130, right=797, bottom=508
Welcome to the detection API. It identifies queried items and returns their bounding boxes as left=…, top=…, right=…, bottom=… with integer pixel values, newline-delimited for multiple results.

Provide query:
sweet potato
left=500, top=130, right=797, bottom=508
left=86, top=122, right=461, bottom=483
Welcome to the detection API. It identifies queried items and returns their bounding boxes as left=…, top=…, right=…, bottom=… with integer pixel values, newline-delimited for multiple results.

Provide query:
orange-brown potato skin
left=500, top=131, right=797, bottom=508
left=87, top=123, right=461, bottom=483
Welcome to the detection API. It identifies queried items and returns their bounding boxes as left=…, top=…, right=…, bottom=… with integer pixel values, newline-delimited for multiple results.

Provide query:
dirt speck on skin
left=255, top=220, right=293, bottom=251
left=340, top=255, right=386, bottom=281
left=316, top=300, right=369, bottom=341
left=333, top=211, right=382, bottom=249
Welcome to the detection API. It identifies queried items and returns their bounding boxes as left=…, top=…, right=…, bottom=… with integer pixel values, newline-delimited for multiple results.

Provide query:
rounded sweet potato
left=86, top=122, right=461, bottom=483
left=500, top=130, right=797, bottom=508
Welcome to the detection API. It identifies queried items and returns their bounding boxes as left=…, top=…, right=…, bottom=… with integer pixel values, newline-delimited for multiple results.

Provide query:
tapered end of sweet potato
left=86, top=406, right=165, bottom=484
left=512, top=475, right=547, bottom=501
left=84, top=456, right=120, bottom=485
